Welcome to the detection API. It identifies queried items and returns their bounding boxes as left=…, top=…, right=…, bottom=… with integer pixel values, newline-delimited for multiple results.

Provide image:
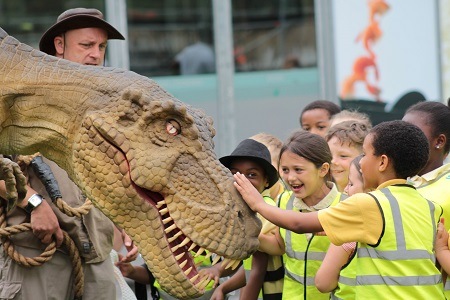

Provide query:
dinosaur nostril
left=238, top=211, right=244, bottom=219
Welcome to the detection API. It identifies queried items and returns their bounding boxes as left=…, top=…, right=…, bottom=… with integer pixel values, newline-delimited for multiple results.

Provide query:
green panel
left=153, top=68, right=319, bottom=104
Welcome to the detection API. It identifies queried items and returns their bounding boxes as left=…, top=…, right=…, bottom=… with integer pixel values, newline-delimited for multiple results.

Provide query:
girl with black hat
left=210, top=138, right=284, bottom=300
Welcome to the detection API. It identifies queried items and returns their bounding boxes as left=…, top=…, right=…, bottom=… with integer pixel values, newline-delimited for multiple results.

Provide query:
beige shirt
left=294, top=181, right=339, bottom=240
left=7, top=157, right=114, bottom=263
left=318, top=179, right=406, bottom=246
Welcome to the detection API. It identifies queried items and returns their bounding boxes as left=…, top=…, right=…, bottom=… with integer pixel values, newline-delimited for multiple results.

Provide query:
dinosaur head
left=72, top=85, right=261, bottom=298
left=0, top=28, right=261, bottom=298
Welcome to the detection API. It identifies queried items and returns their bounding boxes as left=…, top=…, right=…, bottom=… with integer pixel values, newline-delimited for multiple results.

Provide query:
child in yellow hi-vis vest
left=209, top=138, right=284, bottom=300
left=315, top=155, right=365, bottom=299
left=234, top=120, right=445, bottom=300
left=403, top=99, right=450, bottom=297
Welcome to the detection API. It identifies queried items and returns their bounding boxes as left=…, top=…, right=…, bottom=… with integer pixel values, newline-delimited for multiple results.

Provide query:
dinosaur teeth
left=172, top=236, right=189, bottom=251
left=164, top=224, right=177, bottom=234
left=211, top=255, right=221, bottom=266
left=220, top=258, right=238, bottom=270
left=194, top=247, right=205, bottom=257
left=225, top=259, right=236, bottom=269
left=190, top=274, right=199, bottom=283
left=179, top=237, right=190, bottom=248
left=159, top=207, right=169, bottom=215
left=168, top=231, right=182, bottom=243
left=175, top=252, right=185, bottom=261
left=163, top=216, right=173, bottom=224
left=188, top=243, right=196, bottom=251
left=184, top=266, right=193, bottom=276
left=221, top=258, right=231, bottom=269
left=196, top=276, right=211, bottom=290
left=204, top=251, right=213, bottom=260
left=194, top=277, right=206, bottom=289
left=179, top=259, right=188, bottom=269
left=231, top=260, right=241, bottom=270
left=156, top=200, right=166, bottom=209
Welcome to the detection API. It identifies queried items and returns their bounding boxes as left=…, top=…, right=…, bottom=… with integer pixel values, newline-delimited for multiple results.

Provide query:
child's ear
left=378, top=154, right=389, bottom=172
left=435, top=134, right=446, bottom=150
left=319, top=162, right=330, bottom=178
left=264, top=176, right=270, bottom=188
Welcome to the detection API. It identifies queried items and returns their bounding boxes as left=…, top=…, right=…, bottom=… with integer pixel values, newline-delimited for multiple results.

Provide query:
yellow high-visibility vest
left=279, top=189, right=344, bottom=300
left=355, top=186, right=444, bottom=299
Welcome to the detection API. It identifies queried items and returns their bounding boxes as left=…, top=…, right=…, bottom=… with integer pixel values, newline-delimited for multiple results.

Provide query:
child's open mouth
left=290, top=183, right=304, bottom=193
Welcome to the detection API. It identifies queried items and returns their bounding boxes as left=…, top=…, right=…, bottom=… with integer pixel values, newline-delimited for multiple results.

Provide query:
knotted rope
left=0, top=154, right=94, bottom=299
left=0, top=199, right=91, bottom=299
left=0, top=199, right=90, bottom=299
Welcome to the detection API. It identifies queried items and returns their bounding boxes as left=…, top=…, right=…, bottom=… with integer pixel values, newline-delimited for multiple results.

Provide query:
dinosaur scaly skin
left=0, top=28, right=261, bottom=299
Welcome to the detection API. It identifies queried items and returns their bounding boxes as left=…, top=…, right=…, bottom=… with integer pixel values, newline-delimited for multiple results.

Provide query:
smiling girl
left=277, top=130, right=347, bottom=299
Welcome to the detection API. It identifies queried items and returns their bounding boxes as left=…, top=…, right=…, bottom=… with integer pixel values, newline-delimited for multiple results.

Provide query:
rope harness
left=0, top=154, right=95, bottom=299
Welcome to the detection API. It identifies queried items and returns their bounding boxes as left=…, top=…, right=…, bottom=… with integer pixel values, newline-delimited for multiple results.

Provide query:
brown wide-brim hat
left=39, top=8, right=125, bottom=55
left=220, top=139, right=279, bottom=189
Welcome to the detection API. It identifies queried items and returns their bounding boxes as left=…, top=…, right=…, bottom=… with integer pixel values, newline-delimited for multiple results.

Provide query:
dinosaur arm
left=29, top=155, right=62, bottom=201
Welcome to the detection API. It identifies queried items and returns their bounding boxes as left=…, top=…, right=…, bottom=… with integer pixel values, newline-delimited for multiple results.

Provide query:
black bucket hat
left=39, top=8, right=125, bottom=55
left=220, top=139, right=279, bottom=189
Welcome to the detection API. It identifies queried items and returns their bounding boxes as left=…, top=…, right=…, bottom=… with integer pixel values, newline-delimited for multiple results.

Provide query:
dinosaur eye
left=166, top=120, right=181, bottom=136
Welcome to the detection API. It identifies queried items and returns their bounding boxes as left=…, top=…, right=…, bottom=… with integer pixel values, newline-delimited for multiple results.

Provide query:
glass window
left=127, top=0, right=214, bottom=77
left=126, top=0, right=316, bottom=77
left=0, top=1, right=105, bottom=50
left=232, top=0, right=316, bottom=72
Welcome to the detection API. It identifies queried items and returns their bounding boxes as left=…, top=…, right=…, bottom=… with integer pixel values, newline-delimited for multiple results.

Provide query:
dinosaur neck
left=0, top=29, right=132, bottom=169
left=1, top=89, right=86, bottom=166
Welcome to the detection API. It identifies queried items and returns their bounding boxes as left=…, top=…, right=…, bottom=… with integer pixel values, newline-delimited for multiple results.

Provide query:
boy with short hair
left=326, top=120, right=370, bottom=192
left=234, top=120, right=445, bottom=299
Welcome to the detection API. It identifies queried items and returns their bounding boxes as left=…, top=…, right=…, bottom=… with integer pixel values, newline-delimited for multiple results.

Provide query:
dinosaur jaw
left=79, top=115, right=256, bottom=298
left=131, top=180, right=242, bottom=290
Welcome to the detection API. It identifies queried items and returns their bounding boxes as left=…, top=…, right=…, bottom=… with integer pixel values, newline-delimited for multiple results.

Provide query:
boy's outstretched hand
left=233, top=172, right=264, bottom=211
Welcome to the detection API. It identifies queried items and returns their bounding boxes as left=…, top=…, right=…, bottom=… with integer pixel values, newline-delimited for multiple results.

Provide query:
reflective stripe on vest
left=280, top=190, right=344, bottom=300
left=355, top=186, right=444, bottom=299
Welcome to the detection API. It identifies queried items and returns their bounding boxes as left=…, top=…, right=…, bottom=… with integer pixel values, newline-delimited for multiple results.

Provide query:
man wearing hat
left=39, top=7, right=125, bottom=65
left=0, top=8, right=132, bottom=300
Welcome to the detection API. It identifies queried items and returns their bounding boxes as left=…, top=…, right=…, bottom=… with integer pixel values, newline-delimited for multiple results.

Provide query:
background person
left=299, top=100, right=341, bottom=138
left=402, top=99, right=450, bottom=297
